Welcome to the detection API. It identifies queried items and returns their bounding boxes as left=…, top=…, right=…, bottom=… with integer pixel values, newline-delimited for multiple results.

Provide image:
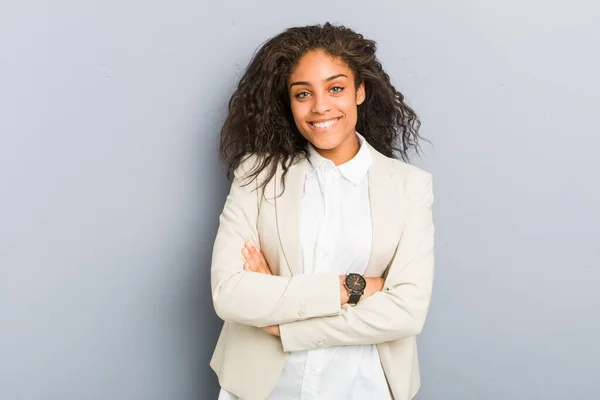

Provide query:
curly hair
left=219, top=22, right=422, bottom=189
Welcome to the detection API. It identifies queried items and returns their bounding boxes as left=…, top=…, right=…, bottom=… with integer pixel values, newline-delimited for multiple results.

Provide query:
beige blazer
left=210, top=142, right=435, bottom=400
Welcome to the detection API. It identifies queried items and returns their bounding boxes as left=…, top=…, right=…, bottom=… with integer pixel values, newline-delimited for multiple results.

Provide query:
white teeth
left=312, top=118, right=338, bottom=128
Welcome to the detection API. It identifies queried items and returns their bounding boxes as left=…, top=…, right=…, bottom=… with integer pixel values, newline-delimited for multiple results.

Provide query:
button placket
left=289, top=144, right=387, bottom=400
left=320, top=171, right=338, bottom=267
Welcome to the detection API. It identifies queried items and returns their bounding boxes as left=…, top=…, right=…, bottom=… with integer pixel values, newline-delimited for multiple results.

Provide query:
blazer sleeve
left=211, top=156, right=341, bottom=328
left=279, top=169, right=434, bottom=352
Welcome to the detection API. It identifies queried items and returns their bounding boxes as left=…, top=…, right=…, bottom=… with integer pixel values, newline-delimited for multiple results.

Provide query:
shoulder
left=233, top=154, right=271, bottom=186
left=387, top=157, right=431, bottom=182
left=369, top=145, right=432, bottom=184
left=369, top=147, right=433, bottom=205
left=234, top=154, right=259, bottom=176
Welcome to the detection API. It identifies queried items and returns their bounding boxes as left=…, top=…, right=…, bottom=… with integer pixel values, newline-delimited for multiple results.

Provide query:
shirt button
left=298, top=307, right=306, bottom=317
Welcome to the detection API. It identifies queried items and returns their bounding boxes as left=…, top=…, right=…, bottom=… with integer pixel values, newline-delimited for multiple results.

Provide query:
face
left=288, top=50, right=365, bottom=165
left=345, top=274, right=366, bottom=292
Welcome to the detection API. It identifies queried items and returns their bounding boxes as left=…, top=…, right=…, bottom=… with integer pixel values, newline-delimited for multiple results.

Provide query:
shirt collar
left=306, top=132, right=372, bottom=186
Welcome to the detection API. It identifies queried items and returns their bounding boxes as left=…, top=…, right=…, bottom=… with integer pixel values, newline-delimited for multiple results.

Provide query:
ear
left=356, top=81, right=366, bottom=105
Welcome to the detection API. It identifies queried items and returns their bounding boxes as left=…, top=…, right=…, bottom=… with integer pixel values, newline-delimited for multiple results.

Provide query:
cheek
left=340, top=97, right=358, bottom=118
left=290, top=102, right=309, bottom=123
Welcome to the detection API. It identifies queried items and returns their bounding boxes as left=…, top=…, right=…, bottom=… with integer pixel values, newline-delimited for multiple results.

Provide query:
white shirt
left=219, top=134, right=391, bottom=400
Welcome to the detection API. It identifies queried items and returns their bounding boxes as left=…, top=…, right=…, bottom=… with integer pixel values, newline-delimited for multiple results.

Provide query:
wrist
left=365, top=277, right=384, bottom=296
left=343, top=273, right=367, bottom=306
left=339, top=275, right=350, bottom=305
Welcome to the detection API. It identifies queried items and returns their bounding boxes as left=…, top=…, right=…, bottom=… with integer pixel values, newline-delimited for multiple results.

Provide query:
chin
left=303, top=128, right=344, bottom=148
left=306, top=135, right=343, bottom=151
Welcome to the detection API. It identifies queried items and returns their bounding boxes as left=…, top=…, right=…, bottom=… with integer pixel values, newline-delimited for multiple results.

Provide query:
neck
left=315, top=134, right=360, bottom=166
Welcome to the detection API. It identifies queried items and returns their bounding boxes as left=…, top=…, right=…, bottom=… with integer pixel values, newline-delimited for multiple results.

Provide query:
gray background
left=1, top=1, right=598, bottom=399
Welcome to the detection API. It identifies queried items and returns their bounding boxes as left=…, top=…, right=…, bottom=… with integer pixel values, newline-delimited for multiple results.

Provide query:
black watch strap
left=348, top=292, right=362, bottom=306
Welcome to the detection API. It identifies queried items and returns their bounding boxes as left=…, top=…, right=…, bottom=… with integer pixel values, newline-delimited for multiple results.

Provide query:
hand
left=262, top=325, right=280, bottom=337
left=242, top=243, right=272, bottom=275
left=339, top=275, right=385, bottom=305
left=241, top=245, right=278, bottom=335
left=364, top=277, right=385, bottom=298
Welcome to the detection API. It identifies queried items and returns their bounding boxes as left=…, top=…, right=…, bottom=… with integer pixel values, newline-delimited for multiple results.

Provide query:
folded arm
left=279, top=170, right=435, bottom=352
left=211, top=156, right=341, bottom=327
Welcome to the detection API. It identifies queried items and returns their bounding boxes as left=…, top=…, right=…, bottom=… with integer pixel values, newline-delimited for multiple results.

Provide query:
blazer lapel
left=365, top=146, right=400, bottom=278
left=273, top=146, right=399, bottom=278
left=274, top=157, right=311, bottom=276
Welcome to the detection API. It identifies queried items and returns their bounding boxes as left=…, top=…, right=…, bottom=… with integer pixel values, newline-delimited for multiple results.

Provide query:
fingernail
left=244, top=262, right=249, bottom=269
left=245, top=242, right=253, bottom=248
left=242, top=248, right=249, bottom=255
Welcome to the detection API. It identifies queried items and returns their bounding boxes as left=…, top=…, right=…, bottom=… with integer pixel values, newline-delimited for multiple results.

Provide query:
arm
left=278, top=170, right=434, bottom=352
left=211, top=156, right=341, bottom=327
left=241, top=243, right=385, bottom=336
left=241, top=244, right=384, bottom=305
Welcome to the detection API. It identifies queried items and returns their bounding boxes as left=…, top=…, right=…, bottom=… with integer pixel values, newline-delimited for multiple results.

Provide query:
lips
left=309, top=117, right=341, bottom=129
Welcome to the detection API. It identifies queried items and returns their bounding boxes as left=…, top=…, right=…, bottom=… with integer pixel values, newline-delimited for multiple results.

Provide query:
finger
left=242, top=242, right=254, bottom=256
left=248, top=246, right=263, bottom=271
left=250, top=246, right=271, bottom=275
left=243, top=243, right=258, bottom=264
left=243, top=243, right=272, bottom=275
left=242, top=246, right=252, bottom=261
left=255, top=248, right=272, bottom=274
left=258, top=254, right=272, bottom=274
left=241, top=247, right=258, bottom=272
left=263, top=325, right=274, bottom=335
left=244, top=245, right=262, bottom=271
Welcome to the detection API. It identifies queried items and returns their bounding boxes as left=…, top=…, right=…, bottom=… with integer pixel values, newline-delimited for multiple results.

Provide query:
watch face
left=345, top=273, right=366, bottom=292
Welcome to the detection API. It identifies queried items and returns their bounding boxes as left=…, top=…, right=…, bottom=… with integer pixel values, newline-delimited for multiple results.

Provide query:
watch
left=344, top=273, right=367, bottom=307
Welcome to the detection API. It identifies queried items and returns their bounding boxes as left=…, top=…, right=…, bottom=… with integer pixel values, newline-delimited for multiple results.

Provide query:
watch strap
left=348, top=292, right=362, bottom=306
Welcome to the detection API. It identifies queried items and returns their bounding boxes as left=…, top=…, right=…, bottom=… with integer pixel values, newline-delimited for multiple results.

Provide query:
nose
left=311, top=93, right=331, bottom=115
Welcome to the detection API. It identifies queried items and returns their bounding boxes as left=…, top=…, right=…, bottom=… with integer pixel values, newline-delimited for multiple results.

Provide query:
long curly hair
left=219, top=22, right=422, bottom=189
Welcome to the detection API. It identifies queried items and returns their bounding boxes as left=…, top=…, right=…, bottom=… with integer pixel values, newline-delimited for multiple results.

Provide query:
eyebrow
left=289, top=73, right=348, bottom=88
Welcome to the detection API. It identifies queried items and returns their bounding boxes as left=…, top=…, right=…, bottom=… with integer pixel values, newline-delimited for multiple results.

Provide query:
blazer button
left=298, top=308, right=306, bottom=317
left=316, top=340, right=324, bottom=348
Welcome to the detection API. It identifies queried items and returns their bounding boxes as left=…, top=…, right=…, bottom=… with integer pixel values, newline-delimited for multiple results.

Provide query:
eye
left=330, top=86, right=344, bottom=94
left=295, top=91, right=310, bottom=99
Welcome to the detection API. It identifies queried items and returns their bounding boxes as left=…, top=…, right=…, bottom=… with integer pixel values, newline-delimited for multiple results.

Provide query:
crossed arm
left=211, top=157, right=434, bottom=351
left=211, top=157, right=385, bottom=328
left=239, top=242, right=384, bottom=336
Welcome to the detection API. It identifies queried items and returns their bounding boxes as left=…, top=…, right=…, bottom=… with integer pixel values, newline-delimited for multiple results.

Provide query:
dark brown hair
left=219, top=22, right=422, bottom=189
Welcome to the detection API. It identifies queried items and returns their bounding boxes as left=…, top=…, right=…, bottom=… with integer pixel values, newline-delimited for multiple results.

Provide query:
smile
left=309, top=117, right=341, bottom=129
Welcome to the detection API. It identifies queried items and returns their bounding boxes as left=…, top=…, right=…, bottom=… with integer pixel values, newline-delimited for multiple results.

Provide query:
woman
left=211, top=23, right=434, bottom=400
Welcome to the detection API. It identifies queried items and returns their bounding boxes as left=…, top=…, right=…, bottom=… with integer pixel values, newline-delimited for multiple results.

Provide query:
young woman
left=210, top=23, right=434, bottom=400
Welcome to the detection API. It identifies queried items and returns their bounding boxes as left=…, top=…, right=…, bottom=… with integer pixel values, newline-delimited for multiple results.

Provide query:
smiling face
left=288, top=50, right=365, bottom=165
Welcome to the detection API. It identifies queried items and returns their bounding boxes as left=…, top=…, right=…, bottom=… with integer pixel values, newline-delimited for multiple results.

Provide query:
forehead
left=289, top=50, right=354, bottom=82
